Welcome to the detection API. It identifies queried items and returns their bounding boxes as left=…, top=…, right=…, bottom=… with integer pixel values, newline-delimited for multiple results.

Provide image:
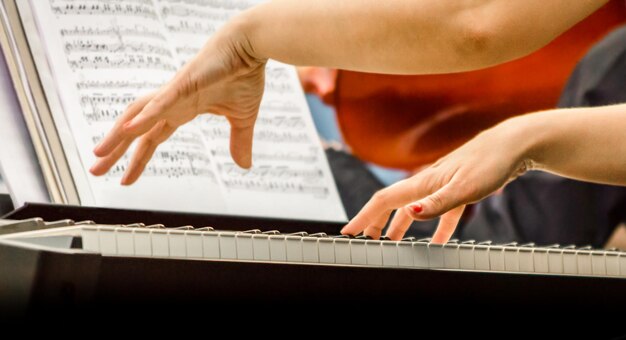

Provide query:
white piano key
left=150, top=229, right=169, bottom=257
left=269, top=235, right=287, bottom=261
left=518, top=244, right=535, bottom=273
left=318, top=238, right=335, bottom=264
left=218, top=233, right=237, bottom=260
left=397, top=241, right=413, bottom=267
left=350, top=239, right=367, bottom=265
left=562, top=248, right=578, bottom=275
left=488, top=245, right=505, bottom=271
left=185, top=231, right=203, bottom=258
left=168, top=230, right=187, bottom=258
left=443, top=243, right=460, bottom=269
left=98, top=226, right=117, bottom=255
left=503, top=245, right=519, bottom=272
left=547, top=247, right=563, bottom=274
left=605, top=251, right=620, bottom=277
left=412, top=240, right=429, bottom=268
left=365, top=240, right=383, bottom=266
left=619, top=253, right=626, bottom=278
left=201, top=231, right=221, bottom=259
left=459, top=243, right=475, bottom=270
left=133, top=229, right=152, bottom=257
left=533, top=248, right=549, bottom=273
left=381, top=241, right=399, bottom=267
left=576, top=249, right=593, bottom=276
left=302, top=237, right=319, bottom=263
left=286, top=236, right=303, bottom=262
left=428, top=243, right=444, bottom=269
left=81, top=226, right=99, bottom=252
left=334, top=238, right=351, bottom=264
left=236, top=233, right=254, bottom=260
left=116, top=228, right=135, bottom=256
left=474, top=243, right=491, bottom=271
left=252, top=234, right=271, bottom=261
left=591, top=251, right=607, bottom=276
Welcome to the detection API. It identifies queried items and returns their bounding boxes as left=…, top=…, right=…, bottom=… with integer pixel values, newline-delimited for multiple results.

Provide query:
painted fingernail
left=410, top=203, right=423, bottom=214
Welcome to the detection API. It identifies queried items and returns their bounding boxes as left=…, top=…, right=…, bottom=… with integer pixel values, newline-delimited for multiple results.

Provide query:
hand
left=90, top=20, right=267, bottom=185
left=341, top=119, right=535, bottom=243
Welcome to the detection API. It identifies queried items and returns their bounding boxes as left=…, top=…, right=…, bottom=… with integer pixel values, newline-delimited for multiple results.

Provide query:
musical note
left=76, top=80, right=162, bottom=90
left=222, top=178, right=329, bottom=197
left=68, top=55, right=177, bottom=71
left=60, top=25, right=167, bottom=40
left=52, top=1, right=159, bottom=19
left=65, top=40, right=173, bottom=56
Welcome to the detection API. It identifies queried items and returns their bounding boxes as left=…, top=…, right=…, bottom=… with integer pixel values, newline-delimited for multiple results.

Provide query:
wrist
left=222, top=6, right=269, bottom=63
left=496, top=111, right=556, bottom=172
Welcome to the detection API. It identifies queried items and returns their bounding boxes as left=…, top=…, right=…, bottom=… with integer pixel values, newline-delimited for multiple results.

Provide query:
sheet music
left=29, top=0, right=347, bottom=221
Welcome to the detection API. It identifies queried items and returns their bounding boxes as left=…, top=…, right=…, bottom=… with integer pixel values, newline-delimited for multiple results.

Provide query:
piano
left=1, top=203, right=626, bottom=316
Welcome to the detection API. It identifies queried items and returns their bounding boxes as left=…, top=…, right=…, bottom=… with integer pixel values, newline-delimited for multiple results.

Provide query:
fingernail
left=410, top=203, right=423, bottom=214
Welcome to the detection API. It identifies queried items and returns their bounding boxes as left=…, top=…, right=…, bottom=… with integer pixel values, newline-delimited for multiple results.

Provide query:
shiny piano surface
left=1, top=203, right=626, bottom=314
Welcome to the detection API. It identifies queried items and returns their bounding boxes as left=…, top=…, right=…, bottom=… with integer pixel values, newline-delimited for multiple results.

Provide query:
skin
left=91, top=0, right=617, bottom=242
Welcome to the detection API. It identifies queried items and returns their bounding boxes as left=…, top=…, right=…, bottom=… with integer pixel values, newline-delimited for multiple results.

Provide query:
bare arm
left=243, top=0, right=609, bottom=74
left=91, top=0, right=609, bottom=184
left=524, top=104, right=626, bottom=185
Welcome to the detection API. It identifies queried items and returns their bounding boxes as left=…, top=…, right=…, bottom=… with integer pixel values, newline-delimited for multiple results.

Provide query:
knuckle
left=371, top=190, right=390, bottom=207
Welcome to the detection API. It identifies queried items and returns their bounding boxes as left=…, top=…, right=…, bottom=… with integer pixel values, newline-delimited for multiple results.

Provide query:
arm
left=91, top=0, right=609, bottom=183
left=341, top=104, right=626, bottom=243
left=243, top=0, right=609, bottom=74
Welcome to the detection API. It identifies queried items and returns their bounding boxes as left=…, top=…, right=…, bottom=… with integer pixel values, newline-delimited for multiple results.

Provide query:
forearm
left=516, top=104, right=626, bottom=186
left=235, top=0, right=608, bottom=74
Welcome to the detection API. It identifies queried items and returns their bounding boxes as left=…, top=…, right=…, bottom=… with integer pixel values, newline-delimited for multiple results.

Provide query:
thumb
left=227, top=115, right=256, bottom=169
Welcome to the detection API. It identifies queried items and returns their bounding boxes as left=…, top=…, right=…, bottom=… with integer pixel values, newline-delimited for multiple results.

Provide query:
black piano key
left=356, top=235, right=372, bottom=240
left=174, top=226, right=194, bottom=230
left=308, top=232, right=328, bottom=238
left=401, top=237, right=416, bottom=242
left=379, top=236, right=391, bottom=241
left=417, top=237, right=432, bottom=243
left=243, top=229, right=262, bottom=234
left=196, top=227, right=215, bottom=231
left=125, top=223, right=145, bottom=228
left=145, top=224, right=165, bottom=229
left=289, top=232, right=308, bottom=237
left=332, top=234, right=352, bottom=239
left=478, top=240, right=492, bottom=245
left=262, top=230, right=280, bottom=235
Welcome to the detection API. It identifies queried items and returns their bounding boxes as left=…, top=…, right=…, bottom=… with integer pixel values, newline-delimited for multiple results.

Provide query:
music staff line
left=65, top=40, right=173, bottom=57
left=60, top=25, right=167, bottom=41
left=52, top=3, right=159, bottom=20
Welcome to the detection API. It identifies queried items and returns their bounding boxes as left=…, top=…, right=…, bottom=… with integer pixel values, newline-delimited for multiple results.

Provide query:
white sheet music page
left=29, top=0, right=347, bottom=221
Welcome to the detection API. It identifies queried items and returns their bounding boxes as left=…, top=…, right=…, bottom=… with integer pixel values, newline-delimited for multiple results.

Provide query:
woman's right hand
left=90, top=18, right=267, bottom=185
left=341, top=115, right=541, bottom=243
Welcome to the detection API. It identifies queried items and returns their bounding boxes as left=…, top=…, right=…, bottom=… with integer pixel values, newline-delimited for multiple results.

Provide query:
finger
left=228, top=116, right=257, bottom=169
left=430, top=205, right=466, bottom=244
left=121, top=121, right=177, bottom=185
left=123, top=89, right=177, bottom=137
left=90, top=138, right=133, bottom=176
left=341, top=178, right=423, bottom=236
left=362, top=211, right=392, bottom=239
left=385, top=208, right=415, bottom=241
left=94, top=94, right=154, bottom=157
left=405, top=181, right=465, bottom=221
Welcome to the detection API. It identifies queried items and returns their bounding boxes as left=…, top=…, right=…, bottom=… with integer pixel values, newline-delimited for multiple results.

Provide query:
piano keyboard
left=3, top=218, right=625, bottom=278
